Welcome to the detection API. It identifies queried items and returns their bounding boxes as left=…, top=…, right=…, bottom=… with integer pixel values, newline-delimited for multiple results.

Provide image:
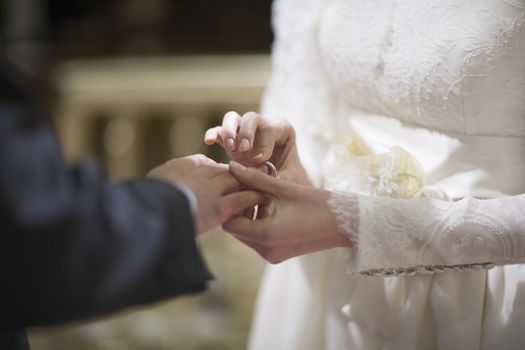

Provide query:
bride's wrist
left=328, top=219, right=353, bottom=248
left=315, top=189, right=353, bottom=248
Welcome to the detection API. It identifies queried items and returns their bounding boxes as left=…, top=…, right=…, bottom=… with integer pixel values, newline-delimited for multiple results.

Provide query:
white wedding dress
left=248, top=0, right=525, bottom=349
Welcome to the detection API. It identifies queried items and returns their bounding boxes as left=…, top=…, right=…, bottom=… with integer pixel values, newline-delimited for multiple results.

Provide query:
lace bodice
left=262, top=0, right=525, bottom=275
left=319, top=0, right=525, bottom=136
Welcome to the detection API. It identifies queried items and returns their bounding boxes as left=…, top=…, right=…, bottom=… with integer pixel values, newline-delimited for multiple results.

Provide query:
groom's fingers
left=219, top=190, right=265, bottom=221
left=229, top=161, right=287, bottom=195
left=212, top=171, right=243, bottom=194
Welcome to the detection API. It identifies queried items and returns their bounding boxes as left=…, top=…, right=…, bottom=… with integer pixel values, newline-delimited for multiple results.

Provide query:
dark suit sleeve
left=0, top=64, right=212, bottom=328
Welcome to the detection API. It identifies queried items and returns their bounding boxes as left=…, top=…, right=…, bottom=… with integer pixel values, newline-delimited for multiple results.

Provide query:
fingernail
left=226, top=138, right=236, bottom=151
left=239, top=138, right=250, bottom=152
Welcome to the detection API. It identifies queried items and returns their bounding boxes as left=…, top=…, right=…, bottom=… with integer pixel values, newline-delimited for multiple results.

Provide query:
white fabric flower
left=323, top=132, right=425, bottom=199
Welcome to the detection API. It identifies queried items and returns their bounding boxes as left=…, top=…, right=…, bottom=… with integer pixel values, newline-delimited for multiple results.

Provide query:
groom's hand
left=148, top=154, right=265, bottom=234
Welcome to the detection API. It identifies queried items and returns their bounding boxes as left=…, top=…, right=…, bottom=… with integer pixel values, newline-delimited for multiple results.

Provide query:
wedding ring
left=252, top=161, right=278, bottom=220
left=265, top=161, right=277, bottom=177
left=251, top=205, right=259, bottom=221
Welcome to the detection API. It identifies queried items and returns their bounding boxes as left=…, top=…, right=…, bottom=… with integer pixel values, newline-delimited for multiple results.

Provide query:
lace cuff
left=327, top=191, right=360, bottom=271
left=328, top=192, right=525, bottom=277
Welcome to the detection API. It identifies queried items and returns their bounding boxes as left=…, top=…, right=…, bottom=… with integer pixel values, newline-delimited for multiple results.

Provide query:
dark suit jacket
left=0, top=55, right=212, bottom=349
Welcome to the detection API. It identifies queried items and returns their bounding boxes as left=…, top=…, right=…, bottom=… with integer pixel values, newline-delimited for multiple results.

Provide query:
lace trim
left=358, top=262, right=497, bottom=277
left=327, top=191, right=360, bottom=268
left=326, top=190, right=525, bottom=277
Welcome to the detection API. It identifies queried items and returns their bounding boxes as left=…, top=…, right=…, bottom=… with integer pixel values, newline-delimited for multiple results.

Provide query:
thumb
left=253, top=127, right=276, bottom=164
left=229, top=161, right=285, bottom=195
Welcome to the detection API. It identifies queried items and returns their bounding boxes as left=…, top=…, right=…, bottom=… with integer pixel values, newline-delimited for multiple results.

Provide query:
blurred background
left=1, top=0, right=273, bottom=349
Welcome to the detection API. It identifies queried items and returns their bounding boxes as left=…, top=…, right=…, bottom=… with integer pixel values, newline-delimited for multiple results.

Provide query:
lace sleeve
left=328, top=192, right=525, bottom=276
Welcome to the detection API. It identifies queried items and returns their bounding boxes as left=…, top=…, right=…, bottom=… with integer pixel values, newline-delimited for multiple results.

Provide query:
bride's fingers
left=253, top=127, right=276, bottom=163
left=226, top=231, right=271, bottom=258
left=204, top=126, right=223, bottom=146
left=229, top=161, right=288, bottom=195
left=238, top=111, right=263, bottom=153
left=229, top=229, right=287, bottom=264
left=221, top=111, right=242, bottom=152
left=223, top=216, right=266, bottom=241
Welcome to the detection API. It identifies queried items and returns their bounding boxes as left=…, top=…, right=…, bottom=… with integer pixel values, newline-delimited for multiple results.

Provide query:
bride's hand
left=222, top=161, right=352, bottom=263
left=204, top=111, right=310, bottom=186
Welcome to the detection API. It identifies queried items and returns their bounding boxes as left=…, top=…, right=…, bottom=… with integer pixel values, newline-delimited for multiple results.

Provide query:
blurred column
left=103, top=110, right=143, bottom=180
left=168, top=109, right=208, bottom=158
left=56, top=103, right=93, bottom=161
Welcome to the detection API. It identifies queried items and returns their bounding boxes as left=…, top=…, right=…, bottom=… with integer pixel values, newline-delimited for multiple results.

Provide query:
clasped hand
left=148, top=154, right=264, bottom=234
left=205, top=111, right=352, bottom=263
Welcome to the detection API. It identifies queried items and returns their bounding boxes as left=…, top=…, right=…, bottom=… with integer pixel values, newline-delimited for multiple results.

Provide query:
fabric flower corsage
left=322, top=130, right=425, bottom=199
